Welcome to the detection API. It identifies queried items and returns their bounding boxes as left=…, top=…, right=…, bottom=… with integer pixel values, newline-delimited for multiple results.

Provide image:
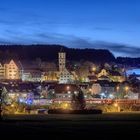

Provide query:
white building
left=58, top=51, right=74, bottom=84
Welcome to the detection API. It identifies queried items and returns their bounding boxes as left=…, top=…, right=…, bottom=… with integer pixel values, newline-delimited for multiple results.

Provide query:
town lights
left=89, top=88, right=92, bottom=92
left=114, top=103, right=118, bottom=107
left=11, top=104, right=15, bottom=108
left=92, top=67, right=96, bottom=72
left=66, top=86, right=70, bottom=90
left=113, top=103, right=120, bottom=112
left=62, top=103, right=68, bottom=109
left=116, top=86, right=120, bottom=91
left=125, top=86, right=129, bottom=92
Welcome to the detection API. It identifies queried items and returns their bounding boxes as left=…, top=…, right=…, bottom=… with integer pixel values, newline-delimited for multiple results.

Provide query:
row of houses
left=0, top=59, right=131, bottom=83
left=0, top=51, right=139, bottom=84
left=0, top=51, right=75, bottom=83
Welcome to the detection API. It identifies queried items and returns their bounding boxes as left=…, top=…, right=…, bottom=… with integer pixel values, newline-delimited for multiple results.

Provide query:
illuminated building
left=58, top=50, right=74, bottom=84
left=53, top=84, right=80, bottom=100
left=98, top=69, right=108, bottom=77
left=4, top=60, right=20, bottom=80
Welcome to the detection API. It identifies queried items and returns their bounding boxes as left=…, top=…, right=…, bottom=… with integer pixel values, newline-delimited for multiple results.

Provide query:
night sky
left=0, top=0, right=140, bottom=57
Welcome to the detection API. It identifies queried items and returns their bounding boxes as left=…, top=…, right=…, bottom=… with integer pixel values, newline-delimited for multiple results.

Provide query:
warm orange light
left=116, top=86, right=120, bottom=91
left=66, top=86, right=70, bottom=90
left=114, top=103, right=118, bottom=107
left=89, top=88, right=92, bottom=92
left=11, top=104, right=14, bottom=107
left=92, top=67, right=96, bottom=72
left=62, top=103, right=69, bottom=109
left=125, top=86, right=129, bottom=91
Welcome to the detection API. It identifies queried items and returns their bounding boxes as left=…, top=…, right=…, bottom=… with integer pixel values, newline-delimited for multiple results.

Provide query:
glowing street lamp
left=66, top=86, right=70, bottom=90
left=113, top=103, right=120, bottom=112
left=114, top=103, right=118, bottom=107
left=62, top=103, right=68, bottom=109
left=89, top=88, right=92, bottom=93
left=116, top=86, right=120, bottom=92
left=125, top=86, right=129, bottom=92
left=11, top=104, right=14, bottom=108
left=92, top=67, right=96, bottom=72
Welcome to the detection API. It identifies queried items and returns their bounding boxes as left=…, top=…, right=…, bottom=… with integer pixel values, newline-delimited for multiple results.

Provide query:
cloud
left=0, top=27, right=140, bottom=58
left=58, top=37, right=140, bottom=58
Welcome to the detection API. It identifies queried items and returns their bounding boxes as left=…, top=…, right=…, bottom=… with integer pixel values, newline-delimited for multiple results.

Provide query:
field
left=1, top=112, right=140, bottom=139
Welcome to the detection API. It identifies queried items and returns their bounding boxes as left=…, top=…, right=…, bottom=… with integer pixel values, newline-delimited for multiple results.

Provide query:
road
left=0, top=112, right=140, bottom=139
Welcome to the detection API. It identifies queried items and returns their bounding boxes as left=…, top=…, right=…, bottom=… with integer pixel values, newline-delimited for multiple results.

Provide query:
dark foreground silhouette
left=0, top=113, right=140, bottom=139
left=48, top=109, right=102, bottom=114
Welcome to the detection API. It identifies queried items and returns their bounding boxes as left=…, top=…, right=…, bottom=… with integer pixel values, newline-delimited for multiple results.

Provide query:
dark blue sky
left=0, top=0, right=140, bottom=57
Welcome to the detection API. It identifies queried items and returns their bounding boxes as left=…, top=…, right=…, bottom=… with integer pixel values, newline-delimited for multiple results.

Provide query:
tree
left=0, top=87, right=8, bottom=120
left=71, top=90, right=86, bottom=110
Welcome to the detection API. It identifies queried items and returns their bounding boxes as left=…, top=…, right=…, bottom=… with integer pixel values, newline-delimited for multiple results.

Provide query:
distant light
left=100, top=93, right=106, bottom=98
left=92, top=67, right=96, bottom=72
left=124, top=86, right=129, bottom=91
left=62, top=103, right=69, bottom=109
left=11, top=104, right=14, bottom=107
left=67, top=86, right=70, bottom=90
left=109, top=94, right=114, bottom=99
left=68, top=91, right=71, bottom=94
left=114, top=103, right=118, bottom=107
left=89, top=88, right=92, bottom=92
left=19, top=98, right=24, bottom=103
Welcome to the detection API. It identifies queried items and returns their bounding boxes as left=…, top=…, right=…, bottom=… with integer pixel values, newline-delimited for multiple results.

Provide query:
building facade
left=4, top=60, right=20, bottom=80
left=58, top=51, right=74, bottom=84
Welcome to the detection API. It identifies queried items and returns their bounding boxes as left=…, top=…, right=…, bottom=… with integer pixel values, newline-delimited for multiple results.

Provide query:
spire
left=60, top=46, right=65, bottom=53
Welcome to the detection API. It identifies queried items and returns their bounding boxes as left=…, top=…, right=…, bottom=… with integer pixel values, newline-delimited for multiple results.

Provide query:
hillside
left=0, top=45, right=115, bottom=63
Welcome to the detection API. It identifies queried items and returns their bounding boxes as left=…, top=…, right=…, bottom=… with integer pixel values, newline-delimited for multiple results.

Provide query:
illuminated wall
left=4, top=60, right=20, bottom=80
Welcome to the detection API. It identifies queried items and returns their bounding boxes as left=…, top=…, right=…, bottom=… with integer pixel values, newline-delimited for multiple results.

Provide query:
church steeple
left=58, top=51, right=66, bottom=72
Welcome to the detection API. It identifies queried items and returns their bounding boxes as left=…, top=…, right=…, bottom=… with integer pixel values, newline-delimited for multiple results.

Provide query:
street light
left=114, top=103, right=118, bottom=107
left=116, top=86, right=120, bottom=92
left=125, top=86, right=129, bottom=92
left=66, top=86, right=70, bottom=91
left=89, top=88, right=92, bottom=92
left=116, top=86, right=120, bottom=99
left=92, top=67, right=96, bottom=72
left=113, top=103, right=120, bottom=112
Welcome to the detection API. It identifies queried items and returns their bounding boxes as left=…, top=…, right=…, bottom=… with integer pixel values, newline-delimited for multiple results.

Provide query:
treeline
left=0, top=44, right=115, bottom=63
left=116, top=57, right=140, bottom=66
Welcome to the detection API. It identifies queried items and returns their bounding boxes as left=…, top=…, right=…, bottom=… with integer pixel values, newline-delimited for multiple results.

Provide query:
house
left=109, top=70, right=124, bottom=82
left=53, top=84, right=81, bottom=101
left=4, top=60, right=20, bottom=80
left=22, top=69, right=43, bottom=82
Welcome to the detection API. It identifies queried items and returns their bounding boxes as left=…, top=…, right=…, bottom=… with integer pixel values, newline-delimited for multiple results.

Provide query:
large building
left=4, top=60, right=20, bottom=80
left=58, top=51, right=74, bottom=84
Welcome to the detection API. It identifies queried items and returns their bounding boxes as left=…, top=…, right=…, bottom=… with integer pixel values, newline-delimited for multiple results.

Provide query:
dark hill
left=0, top=44, right=115, bottom=63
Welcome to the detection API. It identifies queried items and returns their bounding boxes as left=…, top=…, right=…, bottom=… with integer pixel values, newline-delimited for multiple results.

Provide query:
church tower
left=58, top=49, right=73, bottom=84
left=59, top=52, right=66, bottom=72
